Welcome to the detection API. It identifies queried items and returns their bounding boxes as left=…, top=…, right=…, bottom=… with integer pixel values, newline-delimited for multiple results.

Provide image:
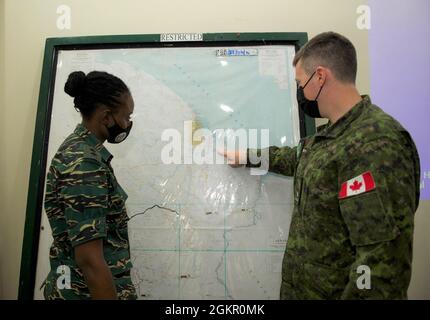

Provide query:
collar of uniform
left=74, top=123, right=113, bottom=164
left=315, top=95, right=371, bottom=139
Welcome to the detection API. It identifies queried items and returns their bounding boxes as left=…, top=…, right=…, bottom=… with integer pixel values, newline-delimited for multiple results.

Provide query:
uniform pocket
left=303, top=262, right=349, bottom=299
left=109, top=184, right=126, bottom=212
left=339, top=191, right=400, bottom=246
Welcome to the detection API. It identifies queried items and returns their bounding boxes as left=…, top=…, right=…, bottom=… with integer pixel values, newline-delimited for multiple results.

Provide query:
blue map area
left=99, top=46, right=299, bottom=147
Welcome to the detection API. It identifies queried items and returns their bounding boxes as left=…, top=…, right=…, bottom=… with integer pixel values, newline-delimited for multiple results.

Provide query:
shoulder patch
left=339, top=171, right=376, bottom=199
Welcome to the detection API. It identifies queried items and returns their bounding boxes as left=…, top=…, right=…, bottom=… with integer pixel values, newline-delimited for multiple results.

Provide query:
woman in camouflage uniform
left=43, top=71, right=136, bottom=300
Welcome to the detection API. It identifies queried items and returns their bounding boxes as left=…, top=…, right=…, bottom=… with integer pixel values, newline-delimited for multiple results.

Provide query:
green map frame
left=19, top=32, right=313, bottom=300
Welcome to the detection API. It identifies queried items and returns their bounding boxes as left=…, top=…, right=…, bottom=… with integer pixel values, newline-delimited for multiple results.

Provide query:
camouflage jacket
left=43, top=124, right=136, bottom=300
left=248, top=96, right=420, bottom=299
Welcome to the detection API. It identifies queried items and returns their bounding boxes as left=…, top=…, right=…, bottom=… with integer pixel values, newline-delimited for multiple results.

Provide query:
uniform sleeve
left=60, top=158, right=109, bottom=247
left=338, top=137, right=418, bottom=299
left=247, top=146, right=297, bottom=176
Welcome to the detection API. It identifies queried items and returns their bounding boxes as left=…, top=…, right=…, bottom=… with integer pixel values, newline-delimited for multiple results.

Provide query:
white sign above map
left=160, top=33, right=203, bottom=42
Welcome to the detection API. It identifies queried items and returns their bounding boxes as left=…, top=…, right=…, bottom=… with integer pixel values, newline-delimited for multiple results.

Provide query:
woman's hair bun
left=64, top=71, right=87, bottom=98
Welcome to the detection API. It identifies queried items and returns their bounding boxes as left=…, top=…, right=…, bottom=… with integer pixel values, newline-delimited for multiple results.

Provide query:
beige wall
left=0, top=0, right=6, bottom=299
left=409, top=202, right=430, bottom=299
left=0, top=0, right=428, bottom=299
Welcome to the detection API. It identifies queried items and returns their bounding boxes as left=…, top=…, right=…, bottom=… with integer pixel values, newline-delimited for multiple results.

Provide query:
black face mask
left=107, top=118, right=133, bottom=144
left=297, top=71, right=324, bottom=118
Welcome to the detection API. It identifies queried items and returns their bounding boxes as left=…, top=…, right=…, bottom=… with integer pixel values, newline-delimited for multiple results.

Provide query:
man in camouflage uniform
left=230, top=32, right=420, bottom=299
left=43, top=123, right=136, bottom=299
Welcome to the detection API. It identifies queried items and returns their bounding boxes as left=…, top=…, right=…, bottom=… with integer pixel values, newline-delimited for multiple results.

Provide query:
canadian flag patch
left=338, top=171, right=376, bottom=199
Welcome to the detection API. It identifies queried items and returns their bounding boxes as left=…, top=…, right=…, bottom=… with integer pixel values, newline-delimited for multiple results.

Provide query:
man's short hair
left=293, top=32, right=357, bottom=84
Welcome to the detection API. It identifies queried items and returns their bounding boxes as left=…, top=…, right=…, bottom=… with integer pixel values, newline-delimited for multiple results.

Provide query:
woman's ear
left=97, top=106, right=112, bottom=126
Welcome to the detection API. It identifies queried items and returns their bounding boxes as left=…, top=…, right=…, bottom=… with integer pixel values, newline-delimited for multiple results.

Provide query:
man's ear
left=316, top=66, right=327, bottom=86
